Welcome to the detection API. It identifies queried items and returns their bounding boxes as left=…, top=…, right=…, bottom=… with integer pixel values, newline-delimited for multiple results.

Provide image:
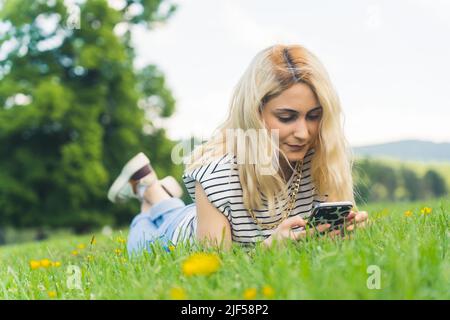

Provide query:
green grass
left=1, top=198, right=449, bottom=300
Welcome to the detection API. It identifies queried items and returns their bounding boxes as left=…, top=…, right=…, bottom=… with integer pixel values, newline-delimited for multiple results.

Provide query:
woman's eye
left=307, top=114, right=321, bottom=120
left=278, top=116, right=295, bottom=123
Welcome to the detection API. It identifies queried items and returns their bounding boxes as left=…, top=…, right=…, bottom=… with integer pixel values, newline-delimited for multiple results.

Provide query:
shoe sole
left=108, top=152, right=150, bottom=203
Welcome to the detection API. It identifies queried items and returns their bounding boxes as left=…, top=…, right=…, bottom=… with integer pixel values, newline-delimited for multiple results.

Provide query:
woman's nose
left=293, top=118, right=309, bottom=140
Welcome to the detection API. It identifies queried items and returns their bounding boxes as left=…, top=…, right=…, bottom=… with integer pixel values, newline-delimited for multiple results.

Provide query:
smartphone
left=308, top=201, right=353, bottom=231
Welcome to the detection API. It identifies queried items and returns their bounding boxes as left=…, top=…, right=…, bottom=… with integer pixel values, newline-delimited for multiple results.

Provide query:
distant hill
left=352, top=140, right=450, bottom=163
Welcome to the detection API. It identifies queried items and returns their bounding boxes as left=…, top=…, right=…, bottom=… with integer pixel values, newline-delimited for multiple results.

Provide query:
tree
left=423, top=169, right=448, bottom=199
left=399, top=167, right=421, bottom=201
left=353, top=158, right=398, bottom=202
left=0, top=0, right=181, bottom=231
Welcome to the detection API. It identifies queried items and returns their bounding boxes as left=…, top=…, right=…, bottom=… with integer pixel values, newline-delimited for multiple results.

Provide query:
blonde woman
left=108, top=44, right=369, bottom=254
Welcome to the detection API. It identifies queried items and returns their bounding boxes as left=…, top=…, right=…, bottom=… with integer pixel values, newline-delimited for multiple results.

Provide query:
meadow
left=0, top=197, right=448, bottom=300
left=356, top=155, right=450, bottom=188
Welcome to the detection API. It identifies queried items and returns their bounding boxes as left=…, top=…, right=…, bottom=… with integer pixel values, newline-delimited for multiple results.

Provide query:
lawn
left=0, top=197, right=448, bottom=300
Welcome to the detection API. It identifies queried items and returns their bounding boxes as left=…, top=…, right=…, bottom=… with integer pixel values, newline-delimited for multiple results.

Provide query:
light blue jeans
left=127, top=198, right=196, bottom=255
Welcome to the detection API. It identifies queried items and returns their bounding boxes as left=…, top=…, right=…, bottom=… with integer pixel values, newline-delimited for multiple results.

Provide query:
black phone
left=308, top=201, right=353, bottom=231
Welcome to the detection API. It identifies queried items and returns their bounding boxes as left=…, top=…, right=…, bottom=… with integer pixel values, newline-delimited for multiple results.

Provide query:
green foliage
left=423, top=170, right=447, bottom=199
left=353, top=158, right=449, bottom=204
left=0, top=0, right=182, bottom=230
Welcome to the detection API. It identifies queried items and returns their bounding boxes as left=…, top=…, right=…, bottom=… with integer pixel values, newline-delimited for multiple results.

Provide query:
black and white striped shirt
left=173, top=148, right=328, bottom=245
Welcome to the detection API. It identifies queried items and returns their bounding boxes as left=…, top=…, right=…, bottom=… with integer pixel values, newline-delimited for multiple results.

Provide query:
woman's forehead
left=266, top=85, right=320, bottom=114
left=266, top=83, right=318, bottom=110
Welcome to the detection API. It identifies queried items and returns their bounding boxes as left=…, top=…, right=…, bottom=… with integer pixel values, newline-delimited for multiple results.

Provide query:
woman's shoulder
left=182, top=153, right=240, bottom=215
left=182, top=153, right=238, bottom=183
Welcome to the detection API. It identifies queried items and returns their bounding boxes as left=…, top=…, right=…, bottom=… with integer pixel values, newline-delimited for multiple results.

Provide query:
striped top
left=173, top=148, right=328, bottom=246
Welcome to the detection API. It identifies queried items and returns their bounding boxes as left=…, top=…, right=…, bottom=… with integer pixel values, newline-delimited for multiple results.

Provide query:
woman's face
left=260, top=82, right=322, bottom=163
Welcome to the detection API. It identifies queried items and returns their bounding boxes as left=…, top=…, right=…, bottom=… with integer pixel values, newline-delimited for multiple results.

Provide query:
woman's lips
left=286, top=143, right=307, bottom=151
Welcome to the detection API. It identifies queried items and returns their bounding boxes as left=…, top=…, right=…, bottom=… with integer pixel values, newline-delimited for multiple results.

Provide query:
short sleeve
left=182, top=154, right=240, bottom=219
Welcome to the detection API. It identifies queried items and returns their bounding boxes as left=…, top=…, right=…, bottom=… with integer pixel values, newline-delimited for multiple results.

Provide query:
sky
left=130, top=0, right=450, bottom=147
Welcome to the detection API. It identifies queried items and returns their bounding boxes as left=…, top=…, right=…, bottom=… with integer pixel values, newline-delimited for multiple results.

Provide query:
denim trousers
left=127, top=198, right=196, bottom=255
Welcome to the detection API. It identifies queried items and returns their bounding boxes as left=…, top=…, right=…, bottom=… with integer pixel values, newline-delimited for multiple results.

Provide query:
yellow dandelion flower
left=262, top=285, right=275, bottom=298
left=115, top=248, right=122, bottom=256
left=404, top=210, right=413, bottom=217
left=168, top=245, right=175, bottom=252
left=182, top=253, right=221, bottom=276
left=117, top=237, right=127, bottom=244
left=47, top=291, right=57, bottom=298
left=420, top=207, right=432, bottom=215
left=30, top=260, right=41, bottom=270
left=77, top=244, right=86, bottom=250
left=243, top=288, right=257, bottom=300
left=170, top=287, right=187, bottom=300
left=71, top=250, right=79, bottom=256
left=52, top=261, right=61, bottom=267
left=40, top=259, right=51, bottom=268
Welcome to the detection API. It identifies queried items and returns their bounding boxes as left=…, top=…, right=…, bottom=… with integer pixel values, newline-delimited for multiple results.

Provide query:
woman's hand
left=328, top=210, right=369, bottom=239
left=262, top=215, right=331, bottom=248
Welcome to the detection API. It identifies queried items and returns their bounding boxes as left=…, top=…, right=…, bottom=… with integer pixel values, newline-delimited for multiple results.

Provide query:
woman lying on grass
left=108, top=44, right=369, bottom=254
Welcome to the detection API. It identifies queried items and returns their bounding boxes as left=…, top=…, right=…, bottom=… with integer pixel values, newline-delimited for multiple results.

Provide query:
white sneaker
left=107, top=152, right=157, bottom=203
left=108, top=153, right=184, bottom=203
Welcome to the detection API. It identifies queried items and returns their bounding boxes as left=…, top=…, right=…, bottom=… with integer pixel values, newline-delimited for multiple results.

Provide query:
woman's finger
left=354, top=211, right=369, bottom=223
left=346, top=221, right=367, bottom=232
left=307, top=223, right=331, bottom=236
left=328, top=229, right=342, bottom=239
left=346, top=211, right=357, bottom=221
left=284, top=216, right=307, bottom=229
left=295, top=223, right=331, bottom=239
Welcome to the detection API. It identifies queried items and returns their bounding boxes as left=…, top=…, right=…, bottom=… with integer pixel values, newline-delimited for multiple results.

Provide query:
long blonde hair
left=186, top=44, right=356, bottom=216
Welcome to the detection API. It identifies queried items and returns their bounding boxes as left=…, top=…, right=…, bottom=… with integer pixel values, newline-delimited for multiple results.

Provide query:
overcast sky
left=132, top=0, right=450, bottom=147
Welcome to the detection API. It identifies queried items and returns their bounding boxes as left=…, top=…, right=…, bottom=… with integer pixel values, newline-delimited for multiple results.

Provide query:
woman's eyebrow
left=275, top=106, right=322, bottom=113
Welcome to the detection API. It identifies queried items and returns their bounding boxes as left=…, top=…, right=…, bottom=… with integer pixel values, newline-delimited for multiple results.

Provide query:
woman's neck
left=279, top=158, right=294, bottom=182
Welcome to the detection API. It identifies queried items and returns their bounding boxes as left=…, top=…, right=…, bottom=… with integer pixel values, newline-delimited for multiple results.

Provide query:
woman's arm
left=195, top=181, right=232, bottom=250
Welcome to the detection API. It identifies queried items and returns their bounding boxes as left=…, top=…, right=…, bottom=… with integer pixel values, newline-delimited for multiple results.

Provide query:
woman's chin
left=284, top=149, right=308, bottom=161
